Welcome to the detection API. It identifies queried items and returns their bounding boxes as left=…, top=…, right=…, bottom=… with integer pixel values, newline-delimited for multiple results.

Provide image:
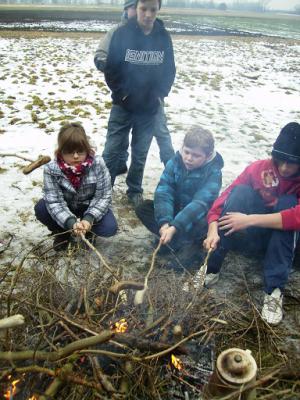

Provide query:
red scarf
left=57, top=155, right=94, bottom=189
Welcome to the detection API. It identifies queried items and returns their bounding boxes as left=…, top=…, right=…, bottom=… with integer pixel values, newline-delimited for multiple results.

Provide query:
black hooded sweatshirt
left=104, top=17, right=176, bottom=115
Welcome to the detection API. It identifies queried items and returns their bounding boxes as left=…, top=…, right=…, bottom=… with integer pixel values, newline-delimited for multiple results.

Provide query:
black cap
left=272, top=122, right=300, bottom=164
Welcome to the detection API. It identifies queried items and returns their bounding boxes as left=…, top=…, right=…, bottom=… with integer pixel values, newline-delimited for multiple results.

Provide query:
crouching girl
left=35, top=123, right=118, bottom=250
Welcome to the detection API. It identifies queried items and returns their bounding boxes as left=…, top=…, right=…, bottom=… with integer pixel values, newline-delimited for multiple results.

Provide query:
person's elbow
left=94, top=56, right=105, bottom=72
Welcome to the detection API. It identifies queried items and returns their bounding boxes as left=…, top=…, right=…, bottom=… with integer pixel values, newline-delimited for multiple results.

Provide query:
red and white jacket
left=207, top=159, right=300, bottom=231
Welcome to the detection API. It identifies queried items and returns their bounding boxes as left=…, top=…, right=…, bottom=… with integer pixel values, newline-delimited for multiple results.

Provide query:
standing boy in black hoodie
left=103, top=0, right=176, bottom=207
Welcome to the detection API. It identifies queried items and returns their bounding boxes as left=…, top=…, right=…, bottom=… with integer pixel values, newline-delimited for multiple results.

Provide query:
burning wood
left=3, top=377, right=20, bottom=399
left=171, top=354, right=184, bottom=371
left=110, top=318, right=128, bottom=333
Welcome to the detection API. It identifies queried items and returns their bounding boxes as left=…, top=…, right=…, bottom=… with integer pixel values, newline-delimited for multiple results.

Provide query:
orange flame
left=171, top=354, right=183, bottom=371
left=111, top=318, right=128, bottom=333
left=4, top=378, right=20, bottom=399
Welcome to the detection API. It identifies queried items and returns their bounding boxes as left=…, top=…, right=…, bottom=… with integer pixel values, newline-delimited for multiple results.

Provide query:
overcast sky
left=225, top=1, right=299, bottom=10
left=268, top=0, right=299, bottom=10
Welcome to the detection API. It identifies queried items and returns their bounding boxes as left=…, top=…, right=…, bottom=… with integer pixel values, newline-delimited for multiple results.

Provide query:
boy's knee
left=231, top=184, right=254, bottom=198
left=96, top=221, right=118, bottom=237
left=275, top=194, right=298, bottom=211
left=224, top=185, right=254, bottom=211
left=105, top=223, right=118, bottom=237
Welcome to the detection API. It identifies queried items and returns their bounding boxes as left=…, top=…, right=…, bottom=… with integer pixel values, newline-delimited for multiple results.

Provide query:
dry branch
left=22, top=155, right=51, bottom=174
left=0, top=152, right=34, bottom=162
left=0, top=331, right=113, bottom=362
left=134, top=242, right=161, bottom=305
left=109, top=280, right=145, bottom=294
left=80, top=233, right=119, bottom=280
left=0, top=314, right=24, bottom=330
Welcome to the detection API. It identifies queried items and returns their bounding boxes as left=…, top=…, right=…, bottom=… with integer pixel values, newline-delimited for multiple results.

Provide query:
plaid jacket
left=154, top=151, right=223, bottom=234
left=43, top=155, right=112, bottom=229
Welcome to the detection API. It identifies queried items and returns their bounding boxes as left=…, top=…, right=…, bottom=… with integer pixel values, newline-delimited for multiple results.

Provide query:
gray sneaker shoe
left=261, top=288, right=283, bottom=325
left=127, top=193, right=144, bottom=208
left=204, top=272, right=220, bottom=287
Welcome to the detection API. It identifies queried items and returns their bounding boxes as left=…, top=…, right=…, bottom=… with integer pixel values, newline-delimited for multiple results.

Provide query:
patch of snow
left=0, top=34, right=299, bottom=254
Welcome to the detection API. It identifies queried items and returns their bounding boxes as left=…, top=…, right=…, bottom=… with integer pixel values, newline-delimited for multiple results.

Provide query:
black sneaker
left=116, top=166, right=128, bottom=176
left=127, top=193, right=144, bottom=208
left=53, top=233, right=70, bottom=252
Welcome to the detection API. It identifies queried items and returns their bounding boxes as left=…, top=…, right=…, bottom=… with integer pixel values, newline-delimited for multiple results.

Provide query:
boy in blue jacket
left=136, top=126, right=223, bottom=265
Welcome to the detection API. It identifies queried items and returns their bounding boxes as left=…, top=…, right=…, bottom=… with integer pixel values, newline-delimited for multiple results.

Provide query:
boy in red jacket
left=203, top=122, right=300, bottom=325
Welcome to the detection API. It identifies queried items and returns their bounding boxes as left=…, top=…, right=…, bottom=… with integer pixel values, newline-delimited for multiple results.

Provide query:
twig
left=0, top=234, right=14, bottom=254
left=0, top=152, right=34, bottom=162
left=80, top=233, right=119, bottom=280
left=140, top=329, right=207, bottom=361
left=134, top=242, right=161, bottom=305
left=109, top=280, right=144, bottom=294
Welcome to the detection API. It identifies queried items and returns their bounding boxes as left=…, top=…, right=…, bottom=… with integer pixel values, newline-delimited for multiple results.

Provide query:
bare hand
left=218, top=212, right=251, bottom=236
left=159, top=223, right=169, bottom=237
left=72, top=220, right=91, bottom=236
left=203, top=221, right=219, bottom=250
left=160, top=226, right=176, bottom=245
left=203, top=232, right=220, bottom=251
left=81, top=220, right=91, bottom=233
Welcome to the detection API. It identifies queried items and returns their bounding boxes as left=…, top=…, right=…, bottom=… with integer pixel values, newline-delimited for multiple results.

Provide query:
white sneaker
left=204, top=273, right=220, bottom=287
left=261, top=288, right=283, bottom=325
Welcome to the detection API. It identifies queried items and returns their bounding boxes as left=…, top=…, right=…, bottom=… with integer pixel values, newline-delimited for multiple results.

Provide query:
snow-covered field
left=0, top=33, right=299, bottom=255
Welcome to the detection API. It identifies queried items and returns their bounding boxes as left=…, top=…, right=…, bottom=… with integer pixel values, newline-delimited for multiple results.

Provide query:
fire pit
left=0, top=237, right=298, bottom=399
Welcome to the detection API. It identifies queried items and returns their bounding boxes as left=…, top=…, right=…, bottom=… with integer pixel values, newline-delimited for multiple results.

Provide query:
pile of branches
left=0, top=235, right=299, bottom=399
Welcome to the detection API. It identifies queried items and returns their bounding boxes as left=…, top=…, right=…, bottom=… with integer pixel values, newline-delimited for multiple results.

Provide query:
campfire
left=0, top=236, right=299, bottom=399
left=110, top=318, right=128, bottom=333
left=3, top=377, right=20, bottom=399
left=171, top=354, right=184, bottom=371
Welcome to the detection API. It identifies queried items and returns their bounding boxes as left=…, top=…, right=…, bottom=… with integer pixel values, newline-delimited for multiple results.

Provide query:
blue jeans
left=103, top=104, right=174, bottom=194
left=207, top=185, right=298, bottom=294
left=136, top=199, right=207, bottom=251
left=34, top=199, right=118, bottom=237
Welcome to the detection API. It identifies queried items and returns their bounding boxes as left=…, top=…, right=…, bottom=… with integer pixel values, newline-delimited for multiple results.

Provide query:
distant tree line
left=163, top=1, right=271, bottom=12
left=0, top=0, right=299, bottom=14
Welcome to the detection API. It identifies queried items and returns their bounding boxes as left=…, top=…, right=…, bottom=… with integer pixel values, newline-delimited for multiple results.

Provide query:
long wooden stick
left=134, top=242, right=161, bottom=305
left=80, top=233, right=119, bottom=281
left=0, top=331, right=113, bottom=362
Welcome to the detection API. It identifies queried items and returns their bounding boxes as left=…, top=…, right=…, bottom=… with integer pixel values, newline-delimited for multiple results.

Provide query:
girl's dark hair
left=183, top=126, right=214, bottom=156
left=55, top=123, right=93, bottom=156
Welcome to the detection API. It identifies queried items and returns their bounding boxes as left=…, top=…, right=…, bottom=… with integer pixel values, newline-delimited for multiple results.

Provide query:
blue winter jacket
left=154, top=151, right=224, bottom=234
